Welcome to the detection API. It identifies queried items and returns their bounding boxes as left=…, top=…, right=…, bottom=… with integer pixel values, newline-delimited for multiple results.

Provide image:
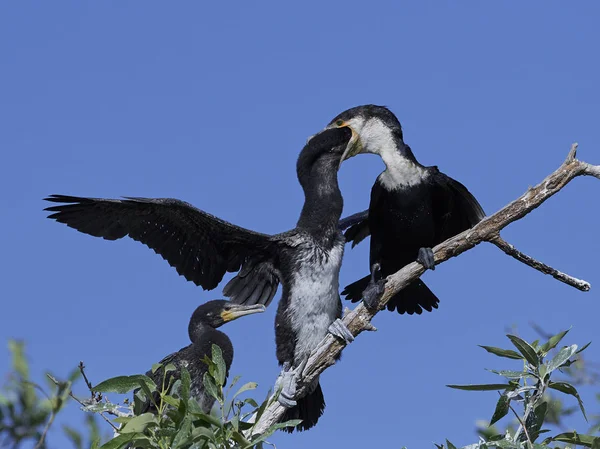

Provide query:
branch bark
left=249, top=143, right=597, bottom=436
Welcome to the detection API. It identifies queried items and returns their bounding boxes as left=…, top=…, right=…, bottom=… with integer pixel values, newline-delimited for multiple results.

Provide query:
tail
left=386, top=279, right=440, bottom=315
left=280, top=382, right=325, bottom=433
left=341, top=275, right=371, bottom=303
left=342, top=276, right=440, bottom=315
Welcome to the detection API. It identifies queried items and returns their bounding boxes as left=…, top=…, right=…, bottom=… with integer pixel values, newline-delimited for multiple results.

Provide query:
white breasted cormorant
left=140, top=300, right=265, bottom=414
left=331, top=105, right=485, bottom=314
left=44, top=126, right=356, bottom=430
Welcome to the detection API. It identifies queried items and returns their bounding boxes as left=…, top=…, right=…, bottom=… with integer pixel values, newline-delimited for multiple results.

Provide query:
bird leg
left=275, top=357, right=309, bottom=408
left=362, top=263, right=386, bottom=310
left=328, top=318, right=354, bottom=344
left=416, top=247, right=436, bottom=270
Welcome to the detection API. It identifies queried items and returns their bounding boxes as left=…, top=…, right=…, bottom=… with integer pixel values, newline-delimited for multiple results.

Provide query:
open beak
left=221, top=304, right=266, bottom=322
left=339, top=126, right=363, bottom=169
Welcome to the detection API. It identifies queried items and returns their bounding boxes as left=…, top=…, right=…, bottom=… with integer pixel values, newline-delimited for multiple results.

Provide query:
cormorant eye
left=335, top=120, right=344, bottom=127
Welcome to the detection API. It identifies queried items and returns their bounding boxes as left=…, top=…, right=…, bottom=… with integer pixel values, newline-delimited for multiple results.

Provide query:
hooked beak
left=220, top=304, right=266, bottom=322
left=339, top=126, right=363, bottom=169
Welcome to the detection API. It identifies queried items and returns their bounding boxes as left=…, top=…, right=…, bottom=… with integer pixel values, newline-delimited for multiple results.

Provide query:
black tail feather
left=386, top=279, right=440, bottom=315
left=341, top=275, right=370, bottom=303
left=342, top=276, right=440, bottom=315
left=280, top=382, right=325, bottom=433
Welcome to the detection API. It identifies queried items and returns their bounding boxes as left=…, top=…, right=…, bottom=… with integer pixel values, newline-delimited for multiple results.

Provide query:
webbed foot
left=328, top=318, right=354, bottom=344
left=275, top=358, right=309, bottom=408
left=417, top=247, right=436, bottom=270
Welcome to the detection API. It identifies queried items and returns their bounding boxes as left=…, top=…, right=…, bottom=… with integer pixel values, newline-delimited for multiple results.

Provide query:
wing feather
left=44, top=194, right=278, bottom=294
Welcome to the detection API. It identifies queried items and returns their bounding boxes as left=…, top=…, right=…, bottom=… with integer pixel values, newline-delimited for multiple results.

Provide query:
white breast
left=379, top=154, right=429, bottom=190
left=288, top=239, right=344, bottom=362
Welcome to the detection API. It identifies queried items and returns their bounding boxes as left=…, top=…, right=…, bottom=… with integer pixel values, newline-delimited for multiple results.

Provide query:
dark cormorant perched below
left=140, top=300, right=265, bottom=414
left=331, top=105, right=485, bottom=314
left=44, top=126, right=356, bottom=431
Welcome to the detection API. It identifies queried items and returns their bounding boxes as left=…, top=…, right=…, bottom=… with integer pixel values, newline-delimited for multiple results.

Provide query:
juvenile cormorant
left=272, top=127, right=356, bottom=432
left=44, top=127, right=356, bottom=431
left=331, top=105, right=485, bottom=314
left=139, top=300, right=265, bottom=414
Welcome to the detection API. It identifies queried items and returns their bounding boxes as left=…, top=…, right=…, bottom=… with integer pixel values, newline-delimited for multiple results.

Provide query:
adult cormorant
left=331, top=105, right=485, bottom=314
left=140, top=300, right=265, bottom=414
left=45, top=127, right=356, bottom=430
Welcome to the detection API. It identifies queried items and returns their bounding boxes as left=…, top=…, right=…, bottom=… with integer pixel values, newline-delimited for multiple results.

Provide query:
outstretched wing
left=44, top=195, right=279, bottom=295
left=430, top=170, right=485, bottom=243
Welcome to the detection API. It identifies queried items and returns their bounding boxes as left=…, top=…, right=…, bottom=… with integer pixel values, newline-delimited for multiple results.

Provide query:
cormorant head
left=188, top=300, right=265, bottom=341
left=327, top=105, right=405, bottom=162
left=298, top=126, right=354, bottom=175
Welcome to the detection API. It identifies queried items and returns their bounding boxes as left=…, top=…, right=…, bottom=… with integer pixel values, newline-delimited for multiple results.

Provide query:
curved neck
left=378, top=142, right=428, bottom=190
left=189, top=321, right=220, bottom=343
left=296, top=153, right=343, bottom=235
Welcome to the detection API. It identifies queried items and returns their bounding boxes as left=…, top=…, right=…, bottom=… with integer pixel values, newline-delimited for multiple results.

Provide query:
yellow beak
left=220, top=304, right=266, bottom=322
left=339, top=126, right=363, bottom=169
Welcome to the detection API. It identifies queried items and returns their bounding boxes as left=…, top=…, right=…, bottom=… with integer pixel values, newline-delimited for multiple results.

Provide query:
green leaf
left=547, top=345, right=577, bottom=374
left=97, top=433, right=139, bottom=449
left=577, top=341, right=592, bottom=354
left=506, top=334, right=539, bottom=367
left=548, top=381, right=587, bottom=421
left=486, top=369, right=530, bottom=379
left=232, top=382, right=258, bottom=400
left=226, top=374, right=242, bottom=397
left=490, top=393, right=510, bottom=425
left=527, top=401, right=548, bottom=442
left=172, top=415, right=192, bottom=448
left=112, top=416, right=132, bottom=424
left=93, top=375, right=157, bottom=394
left=151, top=363, right=162, bottom=374
left=231, top=430, right=253, bottom=448
left=191, top=425, right=216, bottom=442
left=203, top=372, right=220, bottom=401
left=546, top=432, right=600, bottom=447
left=479, top=345, right=524, bottom=360
left=243, top=397, right=259, bottom=408
left=246, top=420, right=303, bottom=448
left=540, top=328, right=570, bottom=353
left=447, top=384, right=513, bottom=391
left=538, top=364, right=548, bottom=380
left=446, top=440, right=457, bottom=449
left=164, top=363, right=176, bottom=374
left=120, top=413, right=158, bottom=433
left=191, top=411, right=222, bottom=428
left=180, top=367, right=191, bottom=402
left=161, top=394, right=180, bottom=408
left=211, top=344, right=226, bottom=387
left=137, top=379, right=157, bottom=410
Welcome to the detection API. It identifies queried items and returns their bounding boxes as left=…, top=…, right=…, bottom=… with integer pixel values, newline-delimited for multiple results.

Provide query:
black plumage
left=139, top=300, right=264, bottom=414
left=331, top=105, right=485, bottom=314
left=44, top=195, right=280, bottom=306
left=45, top=127, right=355, bottom=431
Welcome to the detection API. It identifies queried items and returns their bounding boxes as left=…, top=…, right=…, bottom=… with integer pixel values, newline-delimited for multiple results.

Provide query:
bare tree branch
left=249, top=143, right=596, bottom=435
left=489, top=235, right=590, bottom=291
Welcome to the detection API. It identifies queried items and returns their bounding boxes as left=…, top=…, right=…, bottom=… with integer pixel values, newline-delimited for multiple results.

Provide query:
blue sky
left=1, top=2, right=600, bottom=448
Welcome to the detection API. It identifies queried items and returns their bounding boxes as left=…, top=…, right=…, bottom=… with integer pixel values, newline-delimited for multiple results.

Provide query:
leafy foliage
left=89, top=344, right=299, bottom=449
left=2, top=329, right=598, bottom=449
left=442, top=330, right=600, bottom=449
left=0, top=340, right=106, bottom=449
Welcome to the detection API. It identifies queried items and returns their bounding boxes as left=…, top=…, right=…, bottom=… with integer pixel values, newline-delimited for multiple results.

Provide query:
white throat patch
left=347, top=117, right=429, bottom=190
